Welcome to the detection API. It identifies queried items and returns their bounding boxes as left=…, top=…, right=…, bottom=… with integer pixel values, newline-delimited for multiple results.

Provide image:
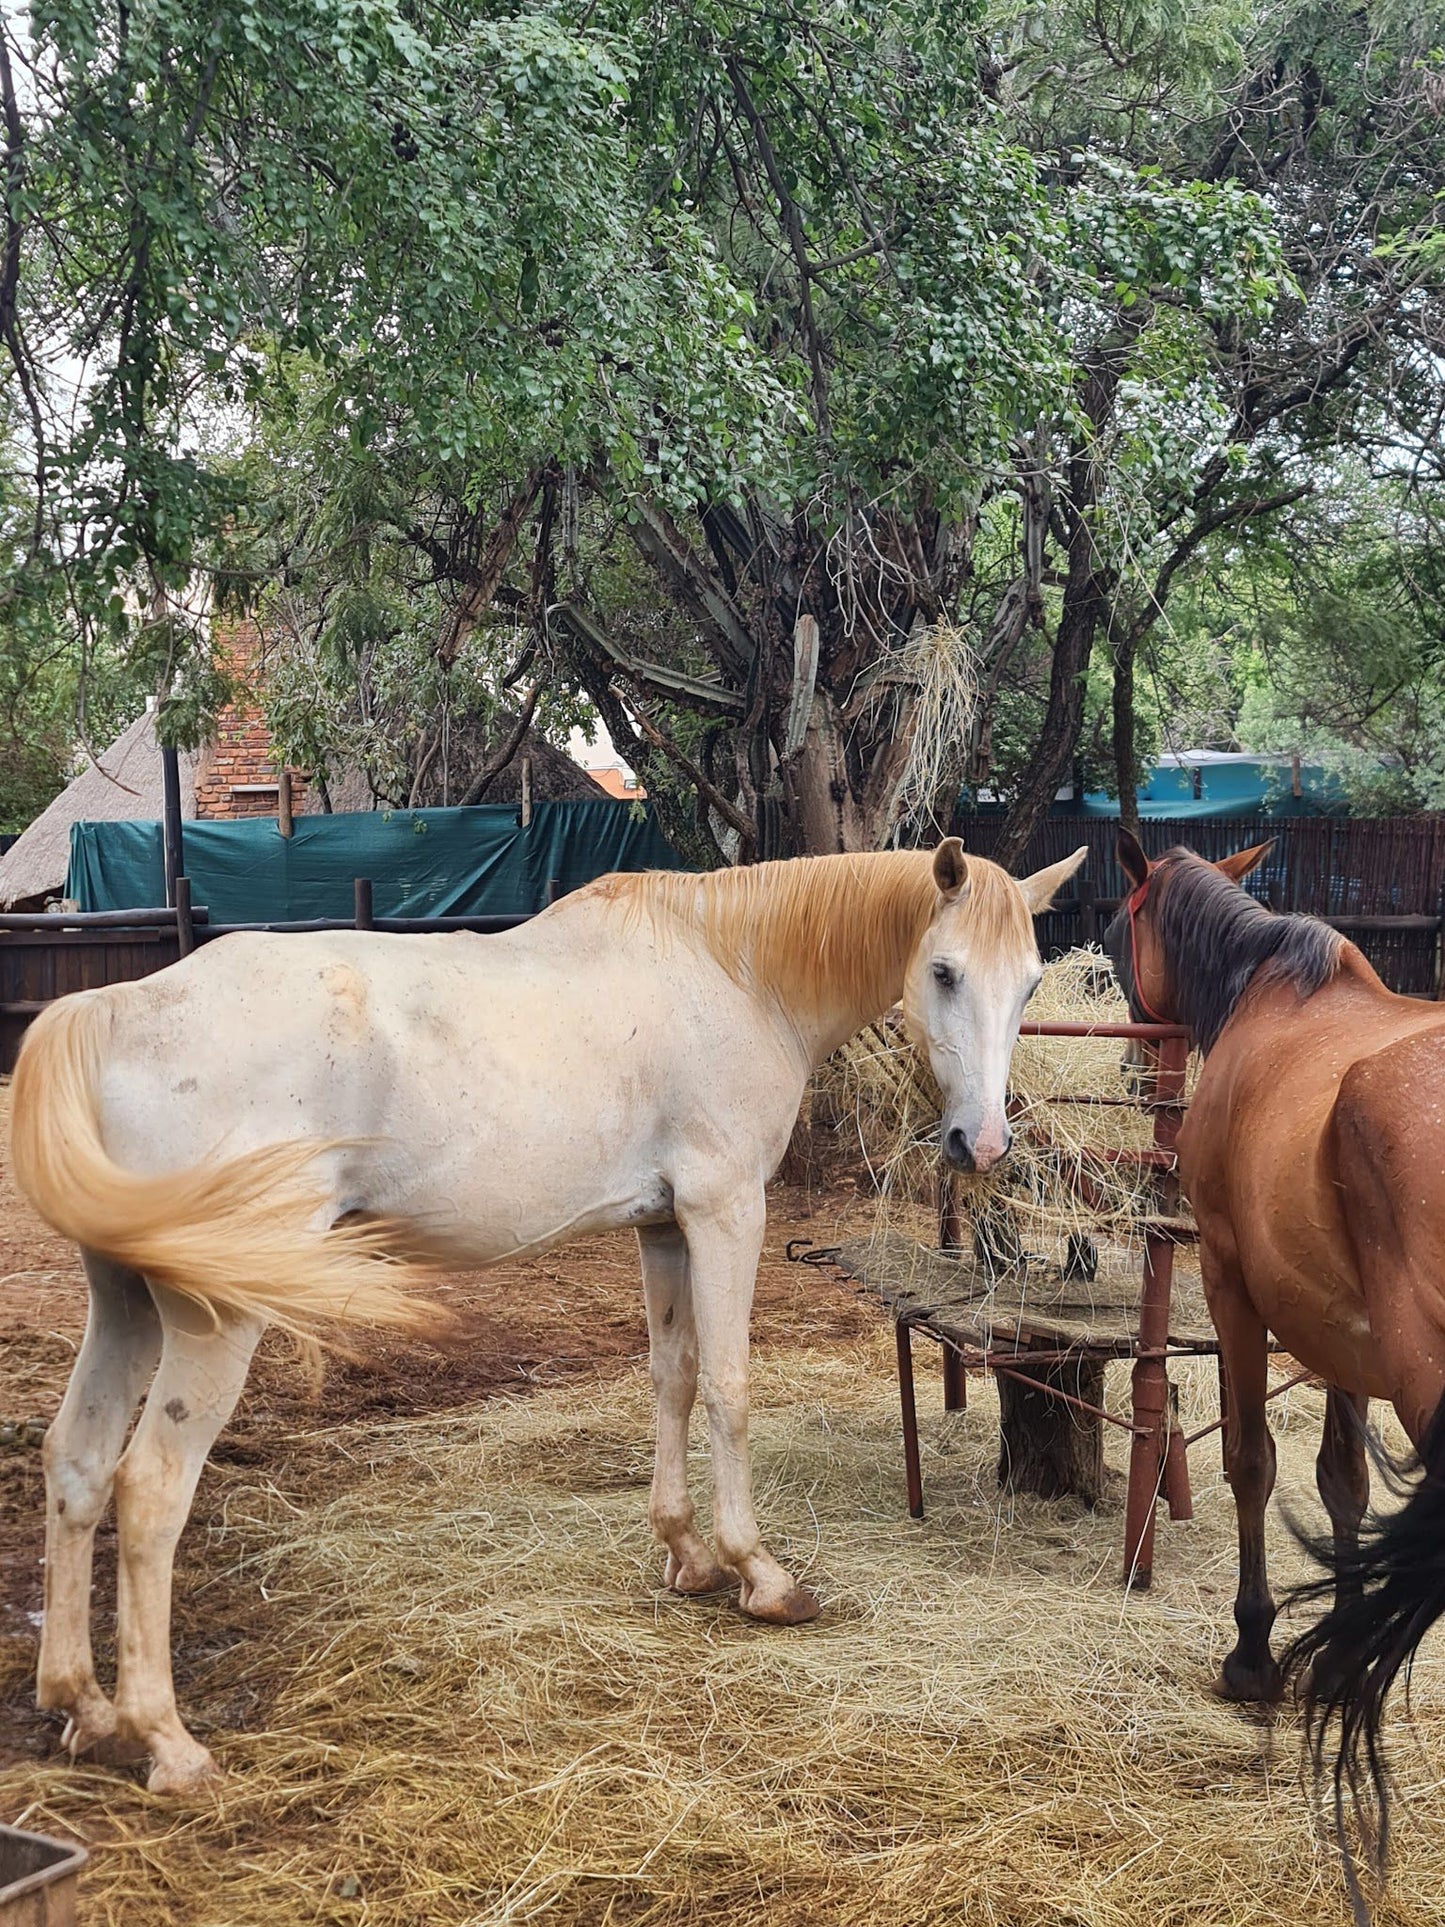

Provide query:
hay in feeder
left=4, top=1343, right=1444, bottom=1926
left=814, top=947, right=1197, bottom=1265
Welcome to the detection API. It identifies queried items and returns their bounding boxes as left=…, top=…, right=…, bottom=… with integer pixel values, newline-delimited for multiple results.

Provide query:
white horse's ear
left=1019, top=845, right=1088, bottom=915
left=932, top=837, right=970, bottom=903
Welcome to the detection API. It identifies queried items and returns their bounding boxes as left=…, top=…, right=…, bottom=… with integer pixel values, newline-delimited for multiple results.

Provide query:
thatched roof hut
left=0, top=710, right=199, bottom=910
left=321, top=714, right=608, bottom=812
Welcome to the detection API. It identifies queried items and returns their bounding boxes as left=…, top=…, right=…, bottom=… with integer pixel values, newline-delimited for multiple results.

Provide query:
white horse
left=10, top=838, right=1084, bottom=1794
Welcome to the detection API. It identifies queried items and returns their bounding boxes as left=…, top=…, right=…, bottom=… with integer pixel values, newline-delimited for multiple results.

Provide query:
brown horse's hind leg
left=1209, top=1268, right=1283, bottom=1702
left=1317, top=1386, right=1370, bottom=1614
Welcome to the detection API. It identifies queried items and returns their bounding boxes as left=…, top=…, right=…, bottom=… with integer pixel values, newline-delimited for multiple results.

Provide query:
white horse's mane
left=584, top=849, right=1033, bottom=1017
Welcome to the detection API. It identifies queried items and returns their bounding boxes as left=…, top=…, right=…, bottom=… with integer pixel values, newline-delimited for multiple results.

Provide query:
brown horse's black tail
left=1282, top=1390, right=1445, bottom=1911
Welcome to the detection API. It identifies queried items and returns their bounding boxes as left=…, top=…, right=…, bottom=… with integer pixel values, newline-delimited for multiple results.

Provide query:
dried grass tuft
left=878, top=621, right=982, bottom=840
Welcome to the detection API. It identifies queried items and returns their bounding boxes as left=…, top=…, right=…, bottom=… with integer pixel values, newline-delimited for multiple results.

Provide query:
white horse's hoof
left=145, top=1741, right=223, bottom=1799
left=739, top=1582, right=821, bottom=1626
left=59, top=1695, right=123, bottom=1761
left=665, top=1552, right=735, bottom=1596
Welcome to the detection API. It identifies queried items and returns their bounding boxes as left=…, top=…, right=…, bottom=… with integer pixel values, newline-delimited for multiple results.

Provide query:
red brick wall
left=193, top=616, right=308, bottom=820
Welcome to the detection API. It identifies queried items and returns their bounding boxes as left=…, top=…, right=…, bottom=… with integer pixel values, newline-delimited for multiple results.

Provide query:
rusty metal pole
left=1122, top=1029, right=1189, bottom=1588
left=944, top=1341, right=967, bottom=1418
left=1162, top=1383, right=1194, bottom=1522
left=896, top=1320, right=925, bottom=1519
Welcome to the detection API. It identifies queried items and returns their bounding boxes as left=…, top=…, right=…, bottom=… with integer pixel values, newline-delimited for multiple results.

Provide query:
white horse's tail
left=10, top=990, right=437, bottom=1337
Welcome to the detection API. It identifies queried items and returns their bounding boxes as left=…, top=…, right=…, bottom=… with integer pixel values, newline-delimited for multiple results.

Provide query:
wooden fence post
left=1078, top=872, right=1098, bottom=947
left=161, top=744, right=184, bottom=909
left=175, top=876, right=195, bottom=958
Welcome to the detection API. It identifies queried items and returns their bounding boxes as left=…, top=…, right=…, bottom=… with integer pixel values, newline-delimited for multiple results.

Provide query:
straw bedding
left=4, top=1339, right=1444, bottom=1926
left=4, top=952, right=1444, bottom=1923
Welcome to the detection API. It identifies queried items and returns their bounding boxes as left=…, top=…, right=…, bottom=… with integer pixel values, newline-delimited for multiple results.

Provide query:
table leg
left=896, top=1320, right=924, bottom=1519
left=942, top=1341, right=967, bottom=1413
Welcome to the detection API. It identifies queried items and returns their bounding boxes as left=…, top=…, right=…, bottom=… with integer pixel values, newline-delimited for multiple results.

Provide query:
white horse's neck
left=592, top=852, right=941, bottom=1063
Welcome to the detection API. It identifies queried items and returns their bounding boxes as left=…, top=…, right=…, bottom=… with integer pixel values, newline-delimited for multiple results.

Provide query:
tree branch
left=724, top=54, right=833, bottom=441
left=626, top=695, right=757, bottom=859
left=0, top=26, right=44, bottom=556
left=626, top=499, right=757, bottom=676
left=457, top=685, right=542, bottom=806
left=436, top=472, right=544, bottom=667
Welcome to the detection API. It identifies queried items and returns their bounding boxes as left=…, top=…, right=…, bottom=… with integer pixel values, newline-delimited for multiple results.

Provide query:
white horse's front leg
left=684, top=1194, right=820, bottom=1626
left=39, top=1254, right=162, bottom=1759
left=638, top=1224, right=733, bottom=1596
left=111, top=1290, right=262, bottom=1796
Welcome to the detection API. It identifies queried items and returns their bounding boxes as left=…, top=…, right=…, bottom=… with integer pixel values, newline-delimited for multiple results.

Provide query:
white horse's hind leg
left=111, top=1286, right=262, bottom=1795
left=638, top=1224, right=731, bottom=1596
left=38, top=1253, right=162, bottom=1758
left=684, top=1194, right=820, bottom=1626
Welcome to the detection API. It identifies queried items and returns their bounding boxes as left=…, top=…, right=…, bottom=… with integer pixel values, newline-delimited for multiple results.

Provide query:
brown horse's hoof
left=742, top=1584, right=821, bottom=1627
left=1213, top=1655, right=1284, bottom=1704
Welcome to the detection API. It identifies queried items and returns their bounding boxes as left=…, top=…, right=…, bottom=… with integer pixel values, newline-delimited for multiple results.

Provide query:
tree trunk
left=990, top=559, right=1112, bottom=870
left=997, top=1353, right=1107, bottom=1505
left=991, top=341, right=1132, bottom=871
left=793, top=688, right=870, bottom=854
left=1112, top=625, right=1141, bottom=836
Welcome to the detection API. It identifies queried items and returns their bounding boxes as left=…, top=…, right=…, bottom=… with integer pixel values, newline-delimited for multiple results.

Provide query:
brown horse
left=1103, top=829, right=1445, bottom=1877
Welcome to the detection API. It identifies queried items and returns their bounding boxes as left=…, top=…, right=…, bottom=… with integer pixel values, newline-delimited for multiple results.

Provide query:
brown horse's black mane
left=1107, top=848, right=1345, bottom=1053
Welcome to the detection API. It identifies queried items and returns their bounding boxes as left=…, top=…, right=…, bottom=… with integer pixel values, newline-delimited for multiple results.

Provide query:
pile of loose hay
left=5, top=1337, right=1444, bottom=1926
left=814, top=947, right=1195, bottom=1258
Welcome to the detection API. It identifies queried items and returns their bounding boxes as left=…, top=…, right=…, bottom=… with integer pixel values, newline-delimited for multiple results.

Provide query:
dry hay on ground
left=4, top=1336, right=1444, bottom=1926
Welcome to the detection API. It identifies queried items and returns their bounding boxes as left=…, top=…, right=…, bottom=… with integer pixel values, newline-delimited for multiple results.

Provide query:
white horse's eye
left=932, top=961, right=958, bottom=991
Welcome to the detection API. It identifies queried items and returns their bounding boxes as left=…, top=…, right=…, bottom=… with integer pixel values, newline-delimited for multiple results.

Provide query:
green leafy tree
left=16, top=0, right=1439, bottom=861
left=181, top=1, right=1281, bottom=859
left=1003, top=0, right=1445, bottom=839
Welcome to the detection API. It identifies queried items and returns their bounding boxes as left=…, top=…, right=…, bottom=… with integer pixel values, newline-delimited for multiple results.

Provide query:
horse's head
left=904, top=838, right=1088, bottom=1174
left=1103, top=829, right=1273, bottom=1031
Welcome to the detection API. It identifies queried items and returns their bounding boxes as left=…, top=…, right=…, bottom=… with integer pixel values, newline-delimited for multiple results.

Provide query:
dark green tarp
left=68, top=800, right=685, bottom=920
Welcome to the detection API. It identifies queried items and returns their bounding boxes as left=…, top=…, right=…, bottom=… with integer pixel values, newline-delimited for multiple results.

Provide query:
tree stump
left=996, top=1351, right=1107, bottom=1506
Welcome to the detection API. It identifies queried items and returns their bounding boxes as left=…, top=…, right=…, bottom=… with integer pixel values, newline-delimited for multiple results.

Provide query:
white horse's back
left=89, top=909, right=804, bottom=1264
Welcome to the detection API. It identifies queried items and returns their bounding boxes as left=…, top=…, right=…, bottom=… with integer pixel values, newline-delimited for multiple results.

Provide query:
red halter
left=1125, top=880, right=1171, bottom=1025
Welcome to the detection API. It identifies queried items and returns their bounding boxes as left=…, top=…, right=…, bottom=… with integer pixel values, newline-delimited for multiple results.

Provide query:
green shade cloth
left=68, top=799, right=685, bottom=920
